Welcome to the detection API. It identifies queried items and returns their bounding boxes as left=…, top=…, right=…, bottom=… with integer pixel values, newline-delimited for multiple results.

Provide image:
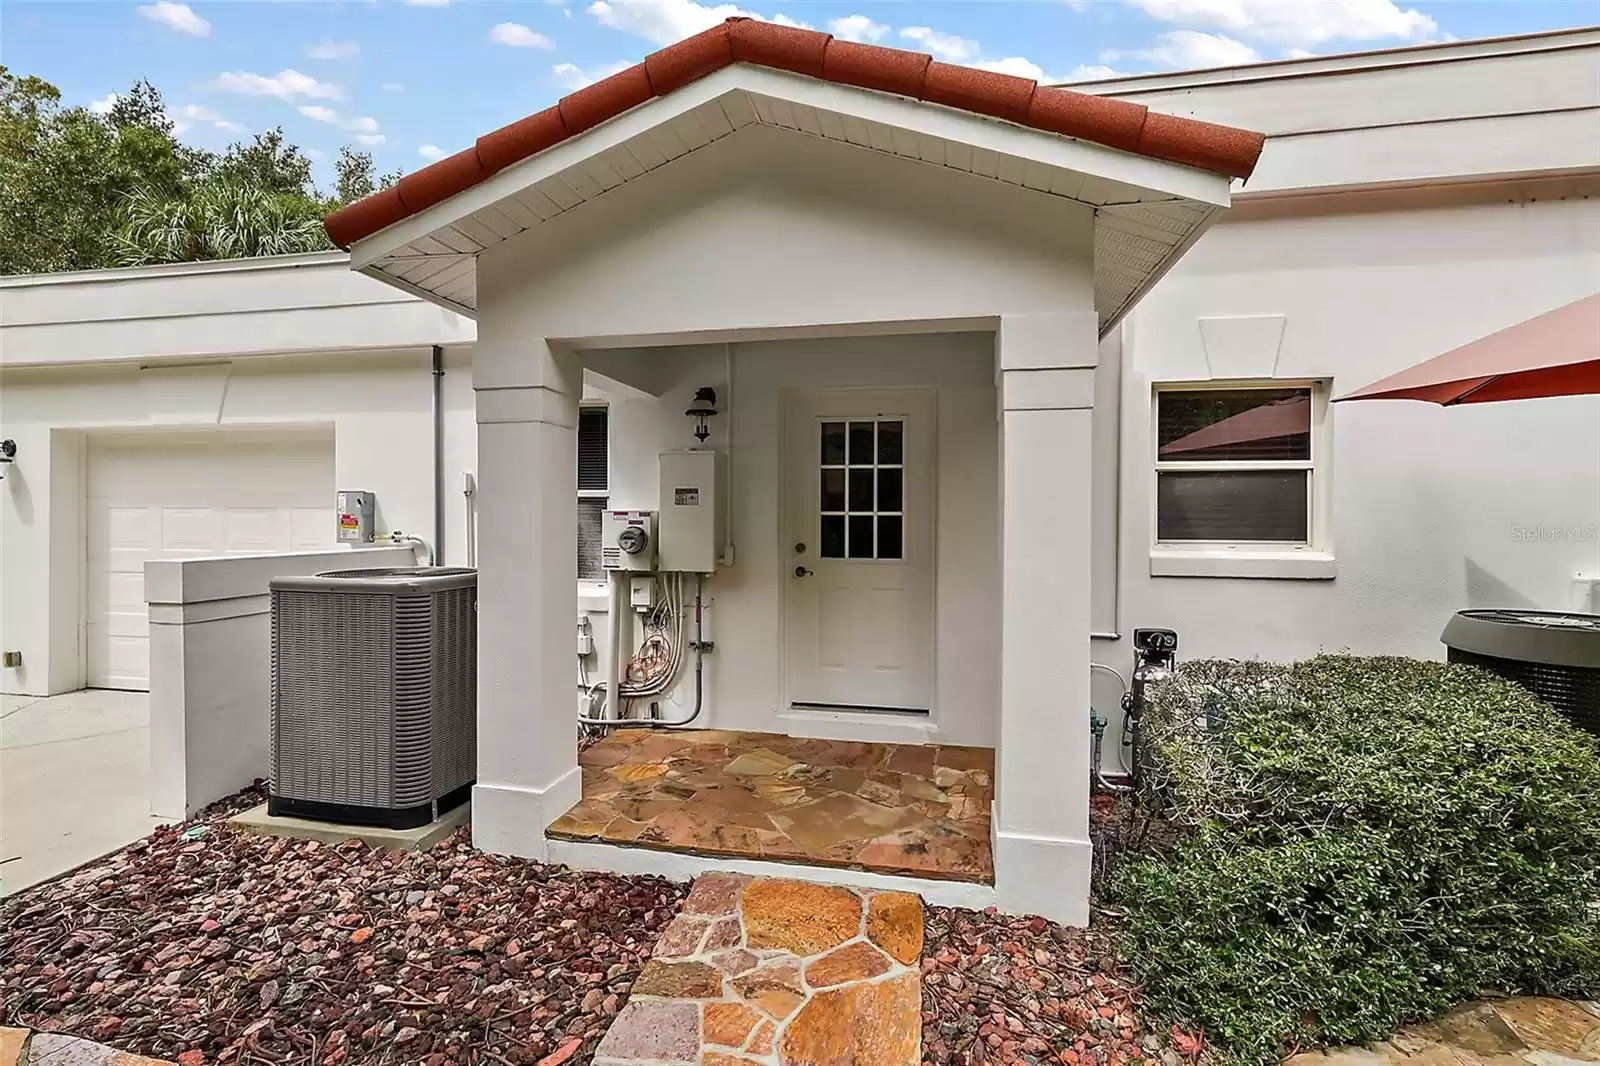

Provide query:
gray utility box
left=269, top=566, right=477, bottom=829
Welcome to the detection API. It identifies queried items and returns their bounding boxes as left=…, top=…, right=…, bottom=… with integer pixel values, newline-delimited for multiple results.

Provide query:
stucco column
left=470, top=336, right=583, bottom=860
left=994, top=311, right=1098, bottom=927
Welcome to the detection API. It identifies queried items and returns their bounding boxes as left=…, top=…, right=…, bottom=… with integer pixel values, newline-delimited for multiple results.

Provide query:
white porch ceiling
left=363, top=81, right=1223, bottom=333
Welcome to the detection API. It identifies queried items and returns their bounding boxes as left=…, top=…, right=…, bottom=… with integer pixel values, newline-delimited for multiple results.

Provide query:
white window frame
left=1148, top=379, right=1336, bottom=580
left=577, top=404, right=609, bottom=587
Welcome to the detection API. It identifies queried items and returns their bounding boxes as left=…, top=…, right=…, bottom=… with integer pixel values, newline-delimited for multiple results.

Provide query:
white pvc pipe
left=604, top=568, right=624, bottom=721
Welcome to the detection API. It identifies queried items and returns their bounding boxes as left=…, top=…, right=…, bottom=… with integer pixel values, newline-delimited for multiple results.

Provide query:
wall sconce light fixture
left=685, top=387, right=718, bottom=443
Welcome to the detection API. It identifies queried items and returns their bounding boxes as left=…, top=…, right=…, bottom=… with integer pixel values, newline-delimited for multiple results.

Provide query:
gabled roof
left=325, top=18, right=1265, bottom=249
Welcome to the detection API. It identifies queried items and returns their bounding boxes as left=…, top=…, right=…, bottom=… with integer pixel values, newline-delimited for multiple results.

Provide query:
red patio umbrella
left=1334, top=293, right=1600, bottom=405
left=1160, top=394, right=1310, bottom=456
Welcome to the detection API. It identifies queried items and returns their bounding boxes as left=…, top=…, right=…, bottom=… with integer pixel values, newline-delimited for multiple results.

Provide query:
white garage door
left=87, top=429, right=336, bottom=690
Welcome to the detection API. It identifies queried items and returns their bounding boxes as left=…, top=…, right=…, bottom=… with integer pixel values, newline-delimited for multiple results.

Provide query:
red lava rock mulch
left=921, top=906, right=1181, bottom=1066
left=0, top=789, right=687, bottom=1066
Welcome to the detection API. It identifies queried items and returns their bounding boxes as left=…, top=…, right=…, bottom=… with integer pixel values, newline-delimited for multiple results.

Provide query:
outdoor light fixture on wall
left=685, top=387, right=718, bottom=443
left=0, top=439, right=15, bottom=480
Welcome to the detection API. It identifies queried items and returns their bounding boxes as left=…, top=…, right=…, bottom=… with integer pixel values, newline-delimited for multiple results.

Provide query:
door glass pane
left=820, top=515, right=845, bottom=558
left=877, top=421, right=903, bottom=464
left=820, top=422, right=846, bottom=465
left=877, top=468, right=902, bottom=513
left=848, top=422, right=875, bottom=466
left=1157, top=389, right=1311, bottom=462
left=877, top=516, right=903, bottom=560
left=1157, top=470, right=1309, bottom=542
left=848, top=515, right=874, bottom=559
left=848, top=469, right=874, bottom=511
left=820, top=469, right=845, bottom=512
left=816, top=415, right=908, bottom=562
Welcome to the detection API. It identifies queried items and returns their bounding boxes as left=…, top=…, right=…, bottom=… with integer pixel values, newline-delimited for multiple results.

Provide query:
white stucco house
left=2, top=26, right=1596, bottom=925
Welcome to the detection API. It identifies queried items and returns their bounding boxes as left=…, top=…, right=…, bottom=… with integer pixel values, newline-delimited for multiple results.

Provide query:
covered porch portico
left=327, top=19, right=1260, bottom=924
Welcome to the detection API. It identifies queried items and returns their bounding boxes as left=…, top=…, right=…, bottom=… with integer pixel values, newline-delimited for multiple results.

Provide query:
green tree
left=0, top=67, right=195, bottom=273
left=1, top=69, right=402, bottom=275
left=111, top=181, right=330, bottom=266
left=212, top=127, right=316, bottom=199
left=333, top=145, right=400, bottom=206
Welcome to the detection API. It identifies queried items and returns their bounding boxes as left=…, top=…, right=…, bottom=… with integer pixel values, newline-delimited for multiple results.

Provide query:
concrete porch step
left=593, top=873, right=924, bottom=1066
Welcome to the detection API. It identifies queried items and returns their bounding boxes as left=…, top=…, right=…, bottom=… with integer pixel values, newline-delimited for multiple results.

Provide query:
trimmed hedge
left=1113, top=654, right=1600, bottom=1064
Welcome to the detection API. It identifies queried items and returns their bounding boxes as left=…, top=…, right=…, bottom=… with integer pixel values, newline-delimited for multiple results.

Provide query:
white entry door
left=86, top=429, right=335, bottom=690
left=783, top=389, right=935, bottom=713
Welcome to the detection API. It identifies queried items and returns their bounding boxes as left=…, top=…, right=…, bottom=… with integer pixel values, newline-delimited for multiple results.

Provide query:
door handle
left=794, top=566, right=814, bottom=578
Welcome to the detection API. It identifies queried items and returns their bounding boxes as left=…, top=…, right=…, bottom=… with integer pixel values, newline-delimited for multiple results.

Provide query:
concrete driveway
left=1, top=689, right=165, bottom=897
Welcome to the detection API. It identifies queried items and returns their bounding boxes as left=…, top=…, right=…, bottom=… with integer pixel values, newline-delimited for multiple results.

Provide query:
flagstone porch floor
left=547, top=729, right=995, bottom=883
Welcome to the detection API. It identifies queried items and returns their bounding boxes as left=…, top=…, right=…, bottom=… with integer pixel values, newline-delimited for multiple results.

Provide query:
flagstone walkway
left=592, top=872, right=924, bottom=1066
left=1, top=1027, right=175, bottom=1066
left=549, top=730, right=994, bottom=883
left=1285, top=997, right=1600, bottom=1066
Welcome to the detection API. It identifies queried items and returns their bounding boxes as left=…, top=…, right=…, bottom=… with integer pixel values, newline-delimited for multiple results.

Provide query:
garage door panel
left=160, top=507, right=227, bottom=553
left=85, top=431, right=334, bottom=690
left=226, top=508, right=290, bottom=553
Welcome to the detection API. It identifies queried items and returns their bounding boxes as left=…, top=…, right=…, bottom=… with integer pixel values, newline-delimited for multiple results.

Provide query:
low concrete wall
left=146, top=546, right=415, bottom=819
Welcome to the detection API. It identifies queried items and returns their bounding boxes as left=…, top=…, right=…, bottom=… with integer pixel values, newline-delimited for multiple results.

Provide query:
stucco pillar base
left=470, top=768, right=582, bottom=861
left=993, top=826, right=1093, bottom=927
left=995, top=311, right=1099, bottom=928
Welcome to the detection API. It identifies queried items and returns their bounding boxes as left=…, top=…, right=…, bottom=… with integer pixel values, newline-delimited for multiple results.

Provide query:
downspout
left=431, top=345, right=445, bottom=565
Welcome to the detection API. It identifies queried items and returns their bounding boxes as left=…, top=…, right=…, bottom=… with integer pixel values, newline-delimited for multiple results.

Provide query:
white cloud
left=167, top=102, right=244, bottom=136
left=305, top=38, right=360, bottom=59
left=585, top=0, right=814, bottom=45
left=898, top=25, right=980, bottom=63
left=1103, top=29, right=1261, bottom=68
left=419, top=144, right=446, bottom=160
left=1125, top=0, right=1437, bottom=48
left=89, top=93, right=120, bottom=115
left=405, top=0, right=450, bottom=5
left=551, top=59, right=635, bottom=90
left=588, top=0, right=749, bottom=46
left=304, top=147, right=326, bottom=161
left=137, top=1, right=211, bottom=38
left=212, top=69, right=346, bottom=101
left=971, top=56, right=1060, bottom=81
left=1062, top=63, right=1130, bottom=81
left=382, top=81, right=405, bottom=92
left=356, top=133, right=387, bottom=146
left=298, top=105, right=383, bottom=138
left=489, top=22, right=555, bottom=47
left=829, top=14, right=888, bottom=43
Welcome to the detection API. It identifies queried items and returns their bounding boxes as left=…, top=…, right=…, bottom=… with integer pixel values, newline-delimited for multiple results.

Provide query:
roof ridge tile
left=325, top=16, right=1264, bottom=249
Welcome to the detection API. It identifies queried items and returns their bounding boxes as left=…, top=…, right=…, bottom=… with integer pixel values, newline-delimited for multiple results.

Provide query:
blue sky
left=4, top=0, right=1594, bottom=190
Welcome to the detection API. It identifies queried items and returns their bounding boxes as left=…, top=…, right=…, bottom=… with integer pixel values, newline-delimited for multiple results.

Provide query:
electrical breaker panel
left=658, top=450, right=721, bottom=573
left=337, top=490, right=375, bottom=544
left=602, top=510, right=656, bottom=572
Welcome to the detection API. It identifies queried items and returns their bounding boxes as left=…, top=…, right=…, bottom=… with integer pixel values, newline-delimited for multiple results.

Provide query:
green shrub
left=1113, top=654, right=1600, bottom=1064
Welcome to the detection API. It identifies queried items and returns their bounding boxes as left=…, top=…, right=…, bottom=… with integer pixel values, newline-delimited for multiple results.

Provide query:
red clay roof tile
left=1135, top=110, right=1267, bottom=178
left=921, top=62, right=1036, bottom=124
left=644, top=23, right=736, bottom=96
left=726, top=17, right=829, bottom=78
left=1027, top=89, right=1147, bottom=154
left=323, top=18, right=1265, bottom=249
left=325, top=186, right=408, bottom=249
left=561, top=63, right=654, bottom=137
left=477, top=106, right=567, bottom=176
left=822, top=40, right=931, bottom=98
left=397, top=148, right=489, bottom=216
